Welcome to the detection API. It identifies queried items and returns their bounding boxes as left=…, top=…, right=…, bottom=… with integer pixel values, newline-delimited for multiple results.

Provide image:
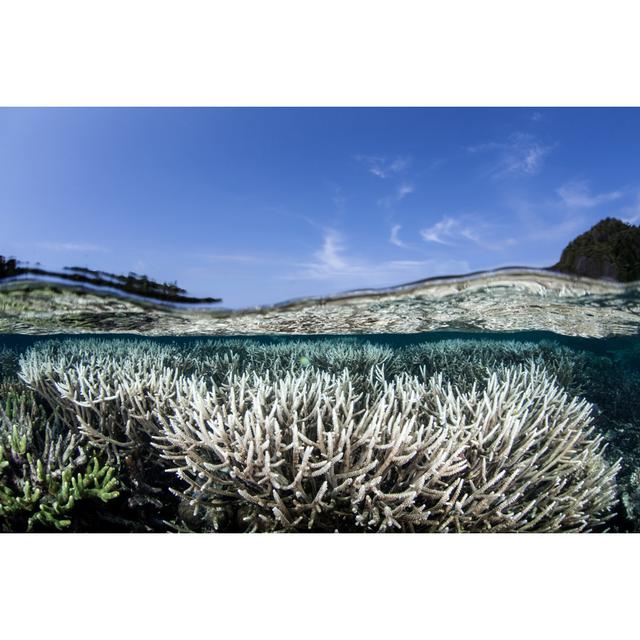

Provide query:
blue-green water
left=2, top=329, right=640, bottom=354
left=1, top=329, right=639, bottom=533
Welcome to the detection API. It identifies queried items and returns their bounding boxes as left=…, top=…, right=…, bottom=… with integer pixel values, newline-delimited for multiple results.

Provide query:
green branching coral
left=19, top=344, right=192, bottom=529
left=0, top=383, right=119, bottom=532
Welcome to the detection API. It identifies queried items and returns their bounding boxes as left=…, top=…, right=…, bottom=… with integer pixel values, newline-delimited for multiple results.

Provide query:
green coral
left=0, top=383, right=119, bottom=532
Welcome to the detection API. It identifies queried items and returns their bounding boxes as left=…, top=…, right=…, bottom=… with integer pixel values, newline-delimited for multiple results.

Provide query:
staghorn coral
left=0, top=383, right=119, bottom=532
left=156, top=363, right=619, bottom=532
left=18, top=341, right=188, bottom=527
left=179, top=337, right=399, bottom=383
left=17, top=336, right=624, bottom=532
left=18, top=335, right=592, bottom=391
left=20, top=337, right=188, bottom=369
left=235, top=338, right=397, bottom=376
left=18, top=340, right=185, bottom=454
left=398, top=339, right=586, bottom=391
left=622, top=467, right=640, bottom=531
left=17, top=336, right=417, bottom=464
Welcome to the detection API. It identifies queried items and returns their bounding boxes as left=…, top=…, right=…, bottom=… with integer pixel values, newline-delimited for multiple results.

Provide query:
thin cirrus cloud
left=621, top=193, right=640, bottom=224
left=355, top=154, right=411, bottom=178
left=468, top=132, right=553, bottom=178
left=626, top=212, right=640, bottom=224
left=378, top=182, right=415, bottom=208
left=389, top=224, right=408, bottom=248
left=34, top=241, right=109, bottom=253
left=397, top=182, right=415, bottom=199
left=420, top=216, right=515, bottom=251
left=556, top=180, right=623, bottom=208
left=292, top=228, right=469, bottom=285
left=420, top=217, right=462, bottom=245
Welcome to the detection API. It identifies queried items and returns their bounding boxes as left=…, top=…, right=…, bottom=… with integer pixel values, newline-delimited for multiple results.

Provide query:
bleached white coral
left=18, top=341, right=183, bottom=456
left=157, top=362, right=619, bottom=532
left=18, top=338, right=620, bottom=532
left=181, top=337, right=398, bottom=381
left=398, top=338, right=584, bottom=390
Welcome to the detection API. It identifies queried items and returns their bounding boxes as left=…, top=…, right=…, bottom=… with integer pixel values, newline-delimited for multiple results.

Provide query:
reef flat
left=1, top=268, right=639, bottom=338
left=2, top=336, right=631, bottom=532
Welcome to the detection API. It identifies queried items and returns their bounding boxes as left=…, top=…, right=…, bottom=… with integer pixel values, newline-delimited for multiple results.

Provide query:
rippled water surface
left=2, top=268, right=639, bottom=337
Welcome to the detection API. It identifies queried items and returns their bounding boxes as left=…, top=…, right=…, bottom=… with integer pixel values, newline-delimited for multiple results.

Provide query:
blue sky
left=1, top=107, right=639, bottom=308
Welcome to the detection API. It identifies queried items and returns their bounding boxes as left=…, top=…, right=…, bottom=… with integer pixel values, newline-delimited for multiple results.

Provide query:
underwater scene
left=1, top=273, right=639, bottom=533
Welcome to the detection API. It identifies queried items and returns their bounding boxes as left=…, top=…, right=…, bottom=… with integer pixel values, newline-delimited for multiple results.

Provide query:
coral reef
left=0, top=383, right=119, bottom=531
left=18, top=341, right=188, bottom=529
left=10, top=335, right=635, bottom=532
left=397, top=339, right=583, bottom=391
left=181, top=337, right=399, bottom=382
left=621, top=467, right=640, bottom=531
left=18, top=339, right=184, bottom=451
left=0, top=346, right=19, bottom=382
left=394, top=339, right=640, bottom=524
left=157, top=363, right=618, bottom=532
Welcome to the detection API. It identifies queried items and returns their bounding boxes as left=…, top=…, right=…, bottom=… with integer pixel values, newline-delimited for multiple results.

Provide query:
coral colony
left=1, top=337, right=630, bottom=532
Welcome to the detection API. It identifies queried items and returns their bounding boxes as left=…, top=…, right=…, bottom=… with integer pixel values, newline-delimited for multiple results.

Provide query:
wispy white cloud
left=420, top=216, right=515, bottom=250
left=294, top=228, right=468, bottom=283
left=525, top=215, right=589, bottom=242
left=389, top=224, right=408, bottom=248
left=35, top=242, right=109, bottom=253
left=397, top=182, right=414, bottom=199
left=355, top=155, right=411, bottom=179
left=556, top=180, right=623, bottom=208
left=315, top=229, right=348, bottom=271
left=622, top=193, right=640, bottom=224
left=468, top=132, right=553, bottom=178
left=502, top=191, right=596, bottom=246
left=378, top=182, right=415, bottom=208
left=420, top=217, right=460, bottom=245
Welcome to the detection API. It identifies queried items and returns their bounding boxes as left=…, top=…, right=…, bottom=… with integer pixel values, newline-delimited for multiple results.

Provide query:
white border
left=1, top=534, right=638, bottom=638
left=0, top=1, right=639, bottom=105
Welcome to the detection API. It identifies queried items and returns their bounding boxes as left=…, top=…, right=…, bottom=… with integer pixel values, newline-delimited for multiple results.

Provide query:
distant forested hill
left=0, top=256, right=221, bottom=304
left=552, top=218, right=640, bottom=282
